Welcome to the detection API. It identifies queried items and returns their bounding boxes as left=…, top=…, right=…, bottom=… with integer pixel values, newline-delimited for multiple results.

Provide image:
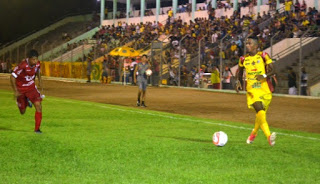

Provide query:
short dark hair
left=142, top=54, right=148, bottom=58
left=247, top=35, right=259, bottom=46
left=28, top=49, right=39, bottom=58
left=247, top=35, right=259, bottom=41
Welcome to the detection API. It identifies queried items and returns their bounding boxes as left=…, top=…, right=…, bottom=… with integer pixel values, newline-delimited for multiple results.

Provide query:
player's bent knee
left=34, top=101, right=42, bottom=112
left=253, top=102, right=264, bottom=113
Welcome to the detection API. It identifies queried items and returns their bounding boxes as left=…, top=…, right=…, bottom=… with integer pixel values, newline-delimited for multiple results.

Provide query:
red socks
left=35, top=111, right=42, bottom=131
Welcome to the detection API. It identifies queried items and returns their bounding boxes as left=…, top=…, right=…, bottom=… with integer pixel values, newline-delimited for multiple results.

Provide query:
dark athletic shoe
left=34, top=129, right=42, bottom=134
left=27, top=98, right=32, bottom=108
left=136, top=101, right=140, bottom=106
left=141, top=103, right=147, bottom=108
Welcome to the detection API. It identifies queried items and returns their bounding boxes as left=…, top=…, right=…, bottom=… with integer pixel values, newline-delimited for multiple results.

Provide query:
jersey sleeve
left=261, top=52, right=273, bottom=65
left=238, top=56, right=245, bottom=67
left=12, top=62, right=25, bottom=78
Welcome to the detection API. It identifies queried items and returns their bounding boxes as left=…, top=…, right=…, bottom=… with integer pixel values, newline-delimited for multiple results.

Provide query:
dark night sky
left=0, top=0, right=206, bottom=45
left=0, top=0, right=97, bottom=45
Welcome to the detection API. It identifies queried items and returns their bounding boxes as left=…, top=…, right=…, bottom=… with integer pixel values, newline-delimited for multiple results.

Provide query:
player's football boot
left=141, top=102, right=147, bottom=108
left=246, top=134, right=256, bottom=144
left=136, top=101, right=140, bottom=106
left=268, top=132, right=276, bottom=146
left=34, top=129, right=42, bottom=134
left=27, top=98, right=32, bottom=108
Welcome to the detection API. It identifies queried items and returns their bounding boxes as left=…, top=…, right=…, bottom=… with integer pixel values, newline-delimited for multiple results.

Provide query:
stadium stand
left=0, top=0, right=319, bottom=95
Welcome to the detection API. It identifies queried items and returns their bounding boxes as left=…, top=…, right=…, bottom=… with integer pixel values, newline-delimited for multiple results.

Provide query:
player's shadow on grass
left=0, top=127, right=29, bottom=132
left=154, top=135, right=211, bottom=143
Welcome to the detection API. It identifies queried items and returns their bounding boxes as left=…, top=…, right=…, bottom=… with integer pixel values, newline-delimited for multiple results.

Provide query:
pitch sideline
left=49, top=96, right=320, bottom=142
left=1, top=90, right=319, bottom=141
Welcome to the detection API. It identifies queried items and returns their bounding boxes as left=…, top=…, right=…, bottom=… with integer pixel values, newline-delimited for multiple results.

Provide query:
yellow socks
left=257, top=110, right=271, bottom=138
left=251, top=115, right=260, bottom=136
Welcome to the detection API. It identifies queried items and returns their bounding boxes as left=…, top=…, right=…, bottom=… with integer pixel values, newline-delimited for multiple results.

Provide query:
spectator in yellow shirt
left=243, top=19, right=250, bottom=27
left=285, top=0, right=292, bottom=15
left=211, top=65, right=221, bottom=89
left=302, top=18, right=310, bottom=27
left=231, top=43, right=237, bottom=52
left=140, top=26, right=144, bottom=33
left=168, top=9, right=173, bottom=17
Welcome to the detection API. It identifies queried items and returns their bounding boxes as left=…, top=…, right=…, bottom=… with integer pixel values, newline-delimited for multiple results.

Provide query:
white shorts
left=288, top=87, right=297, bottom=95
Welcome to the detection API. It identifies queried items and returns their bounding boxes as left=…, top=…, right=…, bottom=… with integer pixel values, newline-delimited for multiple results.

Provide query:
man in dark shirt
left=288, top=67, right=297, bottom=95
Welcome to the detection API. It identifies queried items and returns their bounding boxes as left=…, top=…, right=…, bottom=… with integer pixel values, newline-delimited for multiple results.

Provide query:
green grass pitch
left=0, top=90, right=319, bottom=183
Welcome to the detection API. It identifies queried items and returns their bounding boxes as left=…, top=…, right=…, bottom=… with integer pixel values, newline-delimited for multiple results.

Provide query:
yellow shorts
left=246, top=91, right=272, bottom=112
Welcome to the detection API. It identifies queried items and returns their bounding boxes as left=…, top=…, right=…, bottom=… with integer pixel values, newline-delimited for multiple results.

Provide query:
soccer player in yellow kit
left=235, top=36, right=276, bottom=146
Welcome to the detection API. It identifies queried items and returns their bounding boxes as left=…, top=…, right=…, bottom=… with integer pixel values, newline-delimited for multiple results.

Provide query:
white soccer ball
left=146, top=69, right=152, bottom=76
left=213, top=131, right=228, bottom=147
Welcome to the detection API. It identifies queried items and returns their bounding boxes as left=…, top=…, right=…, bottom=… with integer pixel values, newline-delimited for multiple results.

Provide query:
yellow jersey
left=285, top=1, right=292, bottom=11
left=239, top=52, right=272, bottom=94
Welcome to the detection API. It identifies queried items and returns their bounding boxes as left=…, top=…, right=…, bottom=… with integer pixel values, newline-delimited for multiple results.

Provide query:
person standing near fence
left=86, top=57, right=92, bottom=83
left=222, top=66, right=232, bottom=89
left=211, top=65, right=221, bottom=89
left=10, top=49, right=43, bottom=133
left=301, top=67, right=308, bottom=96
left=288, top=67, right=297, bottom=95
left=130, top=58, right=137, bottom=85
left=101, top=56, right=108, bottom=84
left=134, top=55, right=150, bottom=107
left=235, top=36, right=276, bottom=146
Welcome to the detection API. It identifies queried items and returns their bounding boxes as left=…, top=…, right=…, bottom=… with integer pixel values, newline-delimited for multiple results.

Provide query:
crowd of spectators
left=53, top=0, right=320, bottom=88
left=2, top=1, right=319, bottom=91
left=162, top=0, right=320, bottom=88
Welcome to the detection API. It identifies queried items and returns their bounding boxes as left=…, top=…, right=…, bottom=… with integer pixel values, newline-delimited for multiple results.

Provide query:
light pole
left=299, top=29, right=310, bottom=96
left=24, top=42, right=31, bottom=58
left=198, top=35, right=206, bottom=89
left=178, top=35, right=189, bottom=87
left=219, top=34, right=228, bottom=90
left=41, top=40, right=48, bottom=61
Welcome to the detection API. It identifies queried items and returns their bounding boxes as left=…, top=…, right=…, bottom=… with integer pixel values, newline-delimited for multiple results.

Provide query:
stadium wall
left=40, top=61, right=104, bottom=81
left=310, top=83, right=320, bottom=97
left=0, top=14, right=93, bottom=56
left=39, top=27, right=100, bottom=61
left=271, top=37, right=320, bottom=72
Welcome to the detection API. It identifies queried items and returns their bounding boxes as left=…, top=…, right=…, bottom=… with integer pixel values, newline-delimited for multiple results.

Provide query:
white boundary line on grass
left=1, top=90, right=320, bottom=141
left=48, top=97, right=320, bottom=142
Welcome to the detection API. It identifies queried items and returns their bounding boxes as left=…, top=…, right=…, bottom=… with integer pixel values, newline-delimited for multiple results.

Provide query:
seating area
left=2, top=19, right=99, bottom=64
left=0, top=0, right=319, bottom=95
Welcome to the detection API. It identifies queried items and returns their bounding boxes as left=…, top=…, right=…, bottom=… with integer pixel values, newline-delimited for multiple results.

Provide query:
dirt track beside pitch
left=1, top=75, right=319, bottom=133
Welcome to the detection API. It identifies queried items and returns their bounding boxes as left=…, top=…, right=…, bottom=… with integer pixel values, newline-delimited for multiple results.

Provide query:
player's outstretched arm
left=266, top=63, right=275, bottom=77
left=10, top=75, right=20, bottom=98
left=235, top=66, right=244, bottom=93
left=134, top=65, right=138, bottom=84
left=36, top=69, right=42, bottom=89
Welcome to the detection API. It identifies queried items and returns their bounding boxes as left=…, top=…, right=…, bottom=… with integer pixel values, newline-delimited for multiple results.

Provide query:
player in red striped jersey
left=10, top=49, right=43, bottom=134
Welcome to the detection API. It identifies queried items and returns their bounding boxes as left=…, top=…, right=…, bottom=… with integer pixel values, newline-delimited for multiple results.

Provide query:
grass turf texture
left=0, top=90, right=319, bottom=183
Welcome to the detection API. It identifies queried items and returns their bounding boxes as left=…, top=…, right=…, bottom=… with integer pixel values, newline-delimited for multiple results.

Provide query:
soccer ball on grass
left=213, top=131, right=228, bottom=146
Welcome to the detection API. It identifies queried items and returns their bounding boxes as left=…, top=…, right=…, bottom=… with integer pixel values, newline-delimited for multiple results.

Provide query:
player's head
left=141, top=54, right=148, bottom=63
left=246, top=36, right=259, bottom=55
left=28, top=49, right=39, bottom=66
